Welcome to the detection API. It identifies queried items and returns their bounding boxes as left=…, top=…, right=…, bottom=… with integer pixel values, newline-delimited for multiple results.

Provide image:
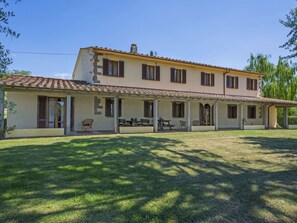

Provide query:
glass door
left=48, top=98, right=65, bottom=128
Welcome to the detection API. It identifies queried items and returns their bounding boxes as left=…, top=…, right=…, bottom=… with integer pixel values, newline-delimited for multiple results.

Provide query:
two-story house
left=1, top=44, right=297, bottom=138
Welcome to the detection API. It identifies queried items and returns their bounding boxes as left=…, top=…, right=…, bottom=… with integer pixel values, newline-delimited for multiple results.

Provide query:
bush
left=289, top=116, right=297, bottom=125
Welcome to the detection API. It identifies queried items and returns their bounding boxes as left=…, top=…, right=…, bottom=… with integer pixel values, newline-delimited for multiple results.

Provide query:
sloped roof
left=89, top=46, right=263, bottom=76
left=1, top=75, right=296, bottom=106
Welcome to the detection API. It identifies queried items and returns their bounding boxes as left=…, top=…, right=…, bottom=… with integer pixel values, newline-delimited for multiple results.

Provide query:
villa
left=1, top=44, right=297, bottom=138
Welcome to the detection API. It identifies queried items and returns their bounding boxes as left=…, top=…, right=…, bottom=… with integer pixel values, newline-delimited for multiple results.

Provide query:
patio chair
left=180, top=120, right=186, bottom=129
left=119, top=118, right=128, bottom=126
left=139, top=119, right=150, bottom=126
left=81, top=119, right=94, bottom=131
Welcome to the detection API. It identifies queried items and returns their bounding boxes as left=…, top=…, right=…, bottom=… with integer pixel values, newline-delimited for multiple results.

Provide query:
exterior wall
left=73, top=48, right=94, bottom=83
left=269, top=106, right=277, bottom=128
left=74, top=51, right=262, bottom=97
left=6, top=128, right=64, bottom=138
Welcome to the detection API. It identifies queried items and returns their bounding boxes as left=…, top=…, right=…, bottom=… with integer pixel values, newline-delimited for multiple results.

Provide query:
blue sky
left=2, top=0, right=295, bottom=79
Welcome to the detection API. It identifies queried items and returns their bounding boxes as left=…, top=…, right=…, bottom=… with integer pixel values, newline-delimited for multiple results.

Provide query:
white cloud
left=53, top=73, right=72, bottom=79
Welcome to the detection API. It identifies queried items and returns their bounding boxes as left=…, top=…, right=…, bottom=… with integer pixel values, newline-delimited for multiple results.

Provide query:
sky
left=2, top=0, right=296, bottom=79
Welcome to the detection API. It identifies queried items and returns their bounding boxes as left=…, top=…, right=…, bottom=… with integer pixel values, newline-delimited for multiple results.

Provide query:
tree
left=5, top=69, right=31, bottom=76
left=0, top=0, right=20, bottom=77
left=280, top=6, right=297, bottom=59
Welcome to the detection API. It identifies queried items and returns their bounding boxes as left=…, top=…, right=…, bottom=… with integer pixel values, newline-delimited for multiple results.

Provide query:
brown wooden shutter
left=37, top=96, right=47, bottom=128
left=105, top=98, right=112, bottom=117
left=201, top=72, right=205, bottom=85
left=254, top=79, right=258, bottom=90
left=142, top=64, right=147, bottom=79
left=182, top=69, right=186, bottom=83
left=211, top=73, right=215, bottom=86
left=119, top=61, right=124, bottom=77
left=156, top=66, right=160, bottom=81
left=247, top=78, right=250, bottom=90
left=119, top=99, right=122, bottom=117
left=181, top=103, right=185, bottom=117
left=144, top=101, right=148, bottom=117
left=235, top=77, right=239, bottom=89
left=103, top=58, right=109, bottom=76
left=172, top=102, right=176, bottom=117
left=171, top=68, right=175, bottom=82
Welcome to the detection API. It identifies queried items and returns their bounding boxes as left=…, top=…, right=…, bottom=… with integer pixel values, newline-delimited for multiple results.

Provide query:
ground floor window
left=247, top=105, right=256, bottom=119
left=227, top=105, right=237, bottom=119
left=37, top=96, right=65, bottom=128
left=144, top=101, right=154, bottom=118
left=172, top=102, right=185, bottom=118
left=105, top=98, right=122, bottom=117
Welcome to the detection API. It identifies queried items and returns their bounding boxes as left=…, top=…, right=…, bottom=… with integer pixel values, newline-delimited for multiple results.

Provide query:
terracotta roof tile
left=1, top=75, right=297, bottom=106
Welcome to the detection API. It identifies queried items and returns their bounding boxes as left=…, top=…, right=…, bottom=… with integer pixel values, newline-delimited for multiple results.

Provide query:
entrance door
left=48, top=98, right=65, bottom=128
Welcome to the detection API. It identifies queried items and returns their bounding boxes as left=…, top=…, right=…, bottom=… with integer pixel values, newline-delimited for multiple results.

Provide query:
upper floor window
left=144, top=101, right=154, bottom=118
left=142, top=64, right=160, bottom=81
left=103, top=59, right=124, bottom=77
left=247, top=78, right=258, bottom=91
left=226, top=75, right=239, bottom=89
left=227, top=105, right=237, bottom=119
left=170, top=68, right=186, bottom=83
left=247, top=105, right=256, bottom=119
left=172, top=102, right=185, bottom=118
left=105, top=98, right=122, bottom=117
left=201, top=72, right=215, bottom=86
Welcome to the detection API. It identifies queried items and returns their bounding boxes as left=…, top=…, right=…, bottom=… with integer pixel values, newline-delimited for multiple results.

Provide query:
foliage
left=0, top=0, right=20, bottom=77
left=245, top=53, right=297, bottom=100
left=4, top=69, right=31, bottom=77
left=280, top=6, right=297, bottom=59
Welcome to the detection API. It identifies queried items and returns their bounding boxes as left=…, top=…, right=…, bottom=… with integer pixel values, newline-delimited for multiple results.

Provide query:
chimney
left=130, top=43, right=137, bottom=54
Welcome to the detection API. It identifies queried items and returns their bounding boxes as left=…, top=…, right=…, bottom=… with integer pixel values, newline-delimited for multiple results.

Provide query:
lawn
left=0, top=130, right=296, bottom=223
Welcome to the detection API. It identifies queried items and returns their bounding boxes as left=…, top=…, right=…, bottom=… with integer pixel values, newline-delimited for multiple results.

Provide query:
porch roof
left=1, top=75, right=297, bottom=106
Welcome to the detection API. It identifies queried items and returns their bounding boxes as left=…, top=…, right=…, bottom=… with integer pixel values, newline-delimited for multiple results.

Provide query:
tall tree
left=245, top=53, right=297, bottom=100
left=280, top=6, right=297, bottom=59
left=0, top=0, right=20, bottom=77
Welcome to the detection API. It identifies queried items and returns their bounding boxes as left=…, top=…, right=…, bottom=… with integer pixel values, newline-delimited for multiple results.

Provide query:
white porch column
left=153, top=97, right=158, bottom=132
left=263, top=105, right=269, bottom=129
left=239, top=104, right=244, bottom=130
left=66, top=95, right=71, bottom=135
left=284, top=107, right=289, bottom=129
left=0, top=87, right=4, bottom=138
left=214, top=102, right=219, bottom=130
left=186, top=100, right=191, bottom=131
left=114, top=95, right=119, bottom=133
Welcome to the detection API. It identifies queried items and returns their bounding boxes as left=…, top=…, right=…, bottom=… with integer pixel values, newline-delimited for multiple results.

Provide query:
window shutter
left=142, top=64, right=147, bottom=79
left=254, top=79, right=258, bottom=90
left=181, top=103, right=185, bottom=117
left=172, top=102, right=176, bottom=117
left=171, top=68, right=175, bottom=82
left=37, top=96, right=47, bottom=128
left=119, top=99, right=122, bottom=117
left=201, top=72, right=205, bottom=85
left=144, top=101, right=148, bottom=117
left=182, top=69, right=187, bottom=83
left=211, top=73, right=215, bottom=86
left=156, top=66, right=160, bottom=81
left=235, top=77, right=239, bottom=89
left=105, top=98, right=112, bottom=117
left=247, top=78, right=250, bottom=90
left=119, top=61, right=124, bottom=77
left=103, top=58, right=109, bottom=76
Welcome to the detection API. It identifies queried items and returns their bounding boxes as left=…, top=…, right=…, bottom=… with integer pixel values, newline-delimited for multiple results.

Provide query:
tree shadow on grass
left=0, top=135, right=296, bottom=222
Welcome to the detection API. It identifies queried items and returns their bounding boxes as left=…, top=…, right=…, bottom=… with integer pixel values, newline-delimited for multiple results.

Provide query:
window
left=37, top=96, right=65, bottom=128
left=201, top=72, right=215, bottom=86
left=247, top=78, right=258, bottom=91
left=171, top=68, right=186, bottom=83
left=226, top=76, right=239, bottom=89
left=247, top=105, right=256, bottom=119
left=227, top=105, right=237, bottom=119
left=172, top=102, right=185, bottom=118
left=105, top=98, right=122, bottom=117
left=142, top=64, right=160, bottom=81
left=103, top=59, right=124, bottom=77
left=144, top=101, right=154, bottom=118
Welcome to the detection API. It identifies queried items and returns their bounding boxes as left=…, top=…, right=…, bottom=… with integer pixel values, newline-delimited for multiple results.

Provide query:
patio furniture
left=192, top=120, right=200, bottom=126
left=180, top=120, right=186, bottom=129
left=158, top=118, right=175, bottom=131
left=81, top=119, right=94, bottom=131
left=119, top=119, right=130, bottom=126
left=139, top=119, right=151, bottom=126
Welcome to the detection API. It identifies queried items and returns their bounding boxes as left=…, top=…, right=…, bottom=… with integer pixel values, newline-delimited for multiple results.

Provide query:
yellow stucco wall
left=6, top=128, right=64, bottom=138
left=269, top=106, right=277, bottom=128
left=74, top=52, right=262, bottom=98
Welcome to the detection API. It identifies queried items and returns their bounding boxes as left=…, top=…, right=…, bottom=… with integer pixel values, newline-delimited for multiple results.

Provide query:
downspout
left=223, top=70, right=230, bottom=95
left=267, top=104, right=273, bottom=129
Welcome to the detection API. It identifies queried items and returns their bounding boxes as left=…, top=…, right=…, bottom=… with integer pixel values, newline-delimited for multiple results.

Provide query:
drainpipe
left=267, top=104, right=273, bottom=129
left=223, top=70, right=230, bottom=95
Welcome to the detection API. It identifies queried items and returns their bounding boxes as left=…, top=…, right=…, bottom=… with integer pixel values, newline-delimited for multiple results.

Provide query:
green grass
left=0, top=130, right=297, bottom=223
